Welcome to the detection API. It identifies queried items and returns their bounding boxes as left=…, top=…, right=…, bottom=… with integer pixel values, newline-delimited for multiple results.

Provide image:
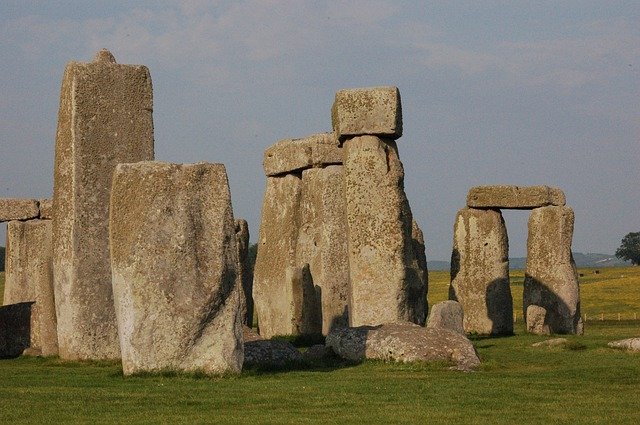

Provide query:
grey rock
left=243, top=340, right=303, bottom=369
left=532, top=338, right=569, bottom=348
left=426, top=301, right=464, bottom=334
left=608, top=338, right=640, bottom=352
left=526, top=305, right=550, bottom=335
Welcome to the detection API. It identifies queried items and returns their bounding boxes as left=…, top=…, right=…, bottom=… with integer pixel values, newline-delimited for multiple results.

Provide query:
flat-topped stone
left=263, top=133, right=342, bottom=176
left=467, top=185, right=565, bottom=209
left=0, top=199, right=39, bottom=222
left=332, top=86, right=402, bottom=140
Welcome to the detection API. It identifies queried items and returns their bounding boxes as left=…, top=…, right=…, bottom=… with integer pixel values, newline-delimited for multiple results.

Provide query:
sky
left=1, top=0, right=638, bottom=261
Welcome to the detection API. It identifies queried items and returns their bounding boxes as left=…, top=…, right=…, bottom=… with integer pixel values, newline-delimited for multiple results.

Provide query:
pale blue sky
left=1, top=1, right=638, bottom=260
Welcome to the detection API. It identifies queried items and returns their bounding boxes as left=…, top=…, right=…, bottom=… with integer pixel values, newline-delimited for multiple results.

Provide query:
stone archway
left=449, top=185, right=582, bottom=335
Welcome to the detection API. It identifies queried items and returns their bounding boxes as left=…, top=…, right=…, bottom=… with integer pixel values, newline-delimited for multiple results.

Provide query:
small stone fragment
left=532, top=338, right=569, bottom=348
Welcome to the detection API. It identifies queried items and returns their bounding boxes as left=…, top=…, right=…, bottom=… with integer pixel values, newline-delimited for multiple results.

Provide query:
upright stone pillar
left=333, top=87, right=426, bottom=327
left=235, top=219, right=254, bottom=326
left=110, top=161, right=242, bottom=376
left=524, top=206, right=582, bottom=334
left=52, top=49, right=154, bottom=360
left=449, top=207, right=513, bottom=335
left=3, top=220, right=58, bottom=356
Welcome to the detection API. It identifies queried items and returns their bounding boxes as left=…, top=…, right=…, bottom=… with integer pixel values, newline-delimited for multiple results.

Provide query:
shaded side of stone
left=243, top=340, right=303, bottom=369
left=253, top=175, right=302, bottom=338
left=524, top=206, right=582, bottom=334
left=467, top=185, right=566, bottom=209
left=3, top=220, right=58, bottom=356
left=0, top=199, right=39, bottom=222
left=0, top=302, right=33, bottom=358
left=449, top=207, right=513, bottom=335
left=263, top=133, right=341, bottom=176
left=344, top=135, right=426, bottom=327
left=52, top=55, right=154, bottom=360
left=332, top=87, right=402, bottom=140
left=235, top=219, right=253, bottom=326
left=110, top=161, right=242, bottom=376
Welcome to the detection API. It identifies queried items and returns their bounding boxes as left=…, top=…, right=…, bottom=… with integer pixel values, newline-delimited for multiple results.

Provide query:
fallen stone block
left=326, top=322, right=480, bottom=371
left=466, top=185, right=565, bottom=209
left=426, top=300, right=464, bottom=334
left=0, top=199, right=39, bottom=222
left=52, top=49, right=154, bottom=360
left=110, top=161, right=242, bottom=376
left=0, top=302, right=33, bottom=358
left=3, top=220, right=58, bottom=356
left=532, top=338, right=569, bottom=348
left=263, top=133, right=342, bottom=176
left=332, top=86, right=402, bottom=140
left=449, top=207, right=513, bottom=335
left=607, top=338, right=640, bottom=352
left=243, top=340, right=303, bottom=369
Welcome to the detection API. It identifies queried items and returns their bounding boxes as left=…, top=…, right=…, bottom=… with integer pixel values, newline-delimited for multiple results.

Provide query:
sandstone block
left=0, top=199, right=39, bottom=222
left=3, top=220, right=58, bottom=356
left=52, top=50, right=154, bottom=360
left=235, top=219, right=254, bottom=326
left=526, top=305, right=550, bottom=335
left=39, top=199, right=53, bottom=219
left=263, top=133, right=342, bottom=176
left=326, top=322, right=480, bottom=371
left=449, top=207, right=513, bottom=335
left=524, top=206, right=582, bottom=334
left=344, top=135, right=426, bottom=327
left=426, top=300, right=464, bottom=335
left=467, top=185, right=565, bottom=209
left=0, top=302, right=33, bottom=358
left=332, top=87, right=402, bottom=140
left=110, top=161, right=242, bottom=376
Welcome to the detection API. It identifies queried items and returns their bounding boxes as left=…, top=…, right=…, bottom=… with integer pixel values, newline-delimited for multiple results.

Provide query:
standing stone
left=426, top=300, right=465, bottom=335
left=526, top=305, right=550, bottom=335
left=3, top=220, right=58, bottom=356
left=110, top=161, right=242, bottom=376
left=524, top=206, right=582, bottom=334
left=343, top=135, right=426, bottom=327
left=52, top=50, right=154, bottom=360
left=253, top=174, right=302, bottom=338
left=449, top=207, right=513, bottom=335
left=235, top=219, right=254, bottom=326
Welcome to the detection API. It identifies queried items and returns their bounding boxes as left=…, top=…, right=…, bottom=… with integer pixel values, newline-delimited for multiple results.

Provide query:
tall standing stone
left=110, top=161, right=242, bottom=375
left=449, top=207, right=513, bottom=335
left=52, top=50, right=154, bottom=360
left=342, top=135, right=426, bottom=326
left=235, top=219, right=254, bottom=326
left=524, top=206, right=582, bottom=334
left=3, top=220, right=58, bottom=356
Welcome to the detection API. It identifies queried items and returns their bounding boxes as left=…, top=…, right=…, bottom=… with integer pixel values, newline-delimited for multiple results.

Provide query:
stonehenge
left=110, top=162, right=243, bottom=375
left=52, top=50, right=154, bottom=360
left=449, top=185, right=581, bottom=335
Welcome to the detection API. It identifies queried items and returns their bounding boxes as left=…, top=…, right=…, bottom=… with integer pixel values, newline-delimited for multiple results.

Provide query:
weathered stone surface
left=52, top=50, right=154, bottom=360
left=242, top=325, right=262, bottom=343
left=235, top=219, right=253, bottom=326
left=243, top=339, right=303, bottom=369
left=254, top=174, right=303, bottom=338
left=3, top=220, right=58, bottom=356
left=344, top=135, right=426, bottom=327
left=110, top=161, right=242, bottom=376
left=263, top=133, right=342, bottom=176
left=526, top=305, right=550, bottom=335
left=449, top=207, right=513, bottom=335
left=39, top=199, right=53, bottom=219
left=532, top=338, right=569, bottom=348
left=411, top=219, right=429, bottom=321
left=608, top=338, right=640, bottom=352
left=302, top=344, right=334, bottom=363
left=524, top=206, right=582, bottom=334
left=326, top=322, right=480, bottom=371
left=297, top=166, right=349, bottom=334
left=467, top=185, right=566, bottom=209
left=0, top=302, right=33, bottom=358
left=254, top=166, right=350, bottom=337
left=0, top=199, right=39, bottom=222
left=332, top=87, right=402, bottom=140
left=426, top=301, right=464, bottom=335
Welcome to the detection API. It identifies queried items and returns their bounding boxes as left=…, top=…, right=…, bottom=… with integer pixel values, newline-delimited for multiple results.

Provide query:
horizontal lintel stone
left=466, top=185, right=566, bottom=209
left=331, top=86, right=402, bottom=140
left=263, top=133, right=342, bottom=176
left=0, top=198, right=40, bottom=222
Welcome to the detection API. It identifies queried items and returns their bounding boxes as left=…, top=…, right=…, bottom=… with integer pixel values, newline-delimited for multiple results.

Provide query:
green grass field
left=1, top=268, right=639, bottom=423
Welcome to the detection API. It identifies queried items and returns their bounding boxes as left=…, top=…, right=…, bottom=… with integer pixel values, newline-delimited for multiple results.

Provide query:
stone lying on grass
left=243, top=340, right=303, bottom=369
left=426, top=300, right=464, bottom=334
left=302, top=344, right=334, bottom=363
left=607, top=338, right=640, bottom=352
left=531, top=338, right=568, bottom=348
left=326, top=322, right=480, bottom=371
left=0, top=302, right=33, bottom=358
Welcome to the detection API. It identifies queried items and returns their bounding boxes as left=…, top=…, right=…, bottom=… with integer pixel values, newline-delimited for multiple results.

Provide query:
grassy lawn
left=0, top=268, right=639, bottom=423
